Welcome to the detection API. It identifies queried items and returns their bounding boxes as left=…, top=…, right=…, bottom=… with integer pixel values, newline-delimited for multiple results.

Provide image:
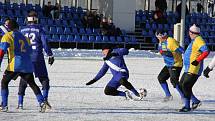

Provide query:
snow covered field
left=0, top=49, right=215, bottom=121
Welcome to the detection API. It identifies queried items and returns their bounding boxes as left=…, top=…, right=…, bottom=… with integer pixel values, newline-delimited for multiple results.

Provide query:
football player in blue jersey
left=86, top=45, right=146, bottom=100
left=0, top=20, right=48, bottom=112
left=17, top=11, right=54, bottom=109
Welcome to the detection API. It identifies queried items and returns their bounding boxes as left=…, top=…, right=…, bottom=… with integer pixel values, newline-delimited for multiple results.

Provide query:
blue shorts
left=33, top=61, right=48, bottom=78
left=107, top=72, right=129, bottom=88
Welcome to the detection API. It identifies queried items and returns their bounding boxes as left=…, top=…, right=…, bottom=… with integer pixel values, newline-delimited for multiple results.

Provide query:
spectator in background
left=53, top=3, right=61, bottom=19
left=153, top=8, right=167, bottom=24
left=208, top=0, right=214, bottom=17
left=43, top=1, right=54, bottom=18
left=155, top=0, right=167, bottom=12
left=176, top=2, right=189, bottom=23
left=197, top=0, right=204, bottom=13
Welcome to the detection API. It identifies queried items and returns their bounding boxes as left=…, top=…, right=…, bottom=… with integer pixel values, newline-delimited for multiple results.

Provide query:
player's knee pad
left=104, top=86, right=118, bottom=96
left=39, top=77, right=50, bottom=90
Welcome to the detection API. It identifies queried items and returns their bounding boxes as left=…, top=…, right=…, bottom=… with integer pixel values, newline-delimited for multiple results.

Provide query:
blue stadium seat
left=72, top=28, right=78, bottom=34
left=12, top=3, right=19, bottom=9
left=168, top=31, right=173, bottom=37
left=22, top=10, right=28, bottom=17
left=17, top=17, right=25, bottom=26
left=142, top=30, right=148, bottom=36
left=7, top=9, right=14, bottom=17
left=164, top=24, right=169, bottom=30
left=103, top=36, right=109, bottom=42
left=40, top=18, right=47, bottom=25
left=60, top=35, right=67, bottom=42
left=45, top=34, right=51, bottom=41
left=70, top=6, right=76, bottom=13
left=69, top=20, right=75, bottom=27
left=158, top=24, right=163, bottom=30
left=19, top=3, right=26, bottom=10
left=79, top=28, right=86, bottom=34
left=55, top=19, right=61, bottom=26
left=64, top=27, right=71, bottom=34
left=74, top=35, right=81, bottom=42
left=26, top=4, right=33, bottom=11
left=15, top=10, right=22, bottom=17
left=62, top=20, right=68, bottom=26
left=110, top=36, right=116, bottom=42
left=63, top=6, right=70, bottom=12
left=117, top=36, right=123, bottom=42
left=67, top=35, right=74, bottom=42
left=77, top=7, right=83, bottom=14
left=47, top=19, right=54, bottom=26
left=52, top=34, right=60, bottom=42
left=86, top=28, right=92, bottom=34
left=152, top=37, right=158, bottom=43
left=56, top=27, right=64, bottom=34
left=93, top=28, right=100, bottom=35
left=82, top=35, right=89, bottom=42
left=152, top=23, right=157, bottom=30
left=96, top=35, right=102, bottom=42
left=35, top=4, right=42, bottom=11
left=148, top=30, right=154, bottom=36
left=73, top=14, right=80, bottom=21
left=124, top=36, right=130, bottom=42
left=49, top=26, right=57, bottom=34
left=89, top=36, right=95, bottom=42
left=145, top=22, right=151, bottom=30
left=130, top=36, right=137, bottom=43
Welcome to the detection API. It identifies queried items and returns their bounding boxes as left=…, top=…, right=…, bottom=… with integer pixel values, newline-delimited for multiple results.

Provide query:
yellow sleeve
left=195, top=36, right=206, bottom=50
left=167, top=38, right=179, bottom=52
left=1, top=33, right=12, bottom=44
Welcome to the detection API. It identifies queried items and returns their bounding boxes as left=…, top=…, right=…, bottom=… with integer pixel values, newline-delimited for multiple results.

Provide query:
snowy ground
left=0, top=49, right=215, bottom=121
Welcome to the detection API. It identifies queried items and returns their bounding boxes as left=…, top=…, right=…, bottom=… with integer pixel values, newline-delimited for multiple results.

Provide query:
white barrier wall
left=98, top=0, right=135, bottom=31
left=113, top=0, right=136, bottom=31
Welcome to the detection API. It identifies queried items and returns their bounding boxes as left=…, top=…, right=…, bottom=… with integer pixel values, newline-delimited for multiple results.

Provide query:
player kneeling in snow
left=86, top=45, right=146, bottom=100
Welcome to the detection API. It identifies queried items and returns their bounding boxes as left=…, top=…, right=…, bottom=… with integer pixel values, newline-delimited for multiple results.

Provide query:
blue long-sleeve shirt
left=93, top=48, right=129, bottom=81
left=20, top=24, right=53, bottom=62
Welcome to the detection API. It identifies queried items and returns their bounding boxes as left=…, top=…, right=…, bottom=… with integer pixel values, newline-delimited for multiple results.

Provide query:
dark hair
left=7, top=19, right=19, bottom=30
left=102, top=44, right=113, bottom=50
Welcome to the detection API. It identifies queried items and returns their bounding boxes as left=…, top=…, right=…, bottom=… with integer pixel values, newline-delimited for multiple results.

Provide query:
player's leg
left=168, top=67, right=184, bottom=99
left=179, top=73, right=199, bottom=112
left=104, top=78, right=126, bottom=97
left=33, top=61, right=50, bottom=101
left=158, top=66, right=172, bottom=99
left=20, top=73, right=47, bottom=112
left=119, top=77, right=140, bottom=97
left=17, top=78, right=28, bottom=109
left=1, top=71, right=19, bottom=111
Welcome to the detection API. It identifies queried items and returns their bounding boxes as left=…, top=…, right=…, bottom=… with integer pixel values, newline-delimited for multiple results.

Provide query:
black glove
left=86, top=79, right=97, bottom=85
left=103, top=53, right=119, bottom=61
left=191, top=60, right=199, bottom=66
left=48, top=56, right=55, bottom=65
left=161, top=51, right=173, bottom=57
left=203, top=66, right=212, bottom=78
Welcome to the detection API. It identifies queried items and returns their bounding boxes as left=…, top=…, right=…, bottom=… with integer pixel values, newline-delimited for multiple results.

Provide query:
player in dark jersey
left=17, top=11, right=54, bottom=109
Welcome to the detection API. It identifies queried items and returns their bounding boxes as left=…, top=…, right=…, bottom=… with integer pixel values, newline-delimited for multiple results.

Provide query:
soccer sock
left=1, top=89, right=9, bottom=107
left=117, top=91, right=126, bottom=97
left=42, top=89, right=49, bottom=101
left=161, top=83, right=171, bottom=97
left=184, top=98, right=190, bottom=109
left=191, top=93, right=200, bottom=103
left=176, top=85, right=184, bottom=98
left=18, top=95, right=24, bottom=105
left=130, top=88, right=140, bottom=97
left=36, top=94, right=44, bottom=105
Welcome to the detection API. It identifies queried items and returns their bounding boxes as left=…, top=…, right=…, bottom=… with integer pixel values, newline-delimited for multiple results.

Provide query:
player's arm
left=0, top=37, right=10, bottom=65
left=41, top=29, right=54, bottom=65
left=115, top=48, right=129, bottom=56
left=191, top=40, right=209, bottom=66
left=204, top=56, right=215, bottom=78
left=86, top=63, right=109, bottom=85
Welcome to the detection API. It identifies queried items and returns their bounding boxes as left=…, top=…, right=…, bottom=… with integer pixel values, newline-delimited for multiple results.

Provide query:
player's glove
left=103, top=53, right=119, bottom=61
left=86, top=79, right=97, bottom=85
left=191, top=60, right=199, bottom=66
left=203, top=66, right=212, bottom=78
left=48, top=56, right=55, bottom=65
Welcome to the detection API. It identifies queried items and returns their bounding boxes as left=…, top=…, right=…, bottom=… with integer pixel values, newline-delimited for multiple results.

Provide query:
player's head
left=4, top=17, right=11, bottom=28
left=102, top=44, right=113, bottom=56
left=7, top=19, right=19, bottom=31
left=27, top=10, right=38, bottom=24
left=155, top=29, right=168, bottom=42
left=189, top=24, right=200, bottom=39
